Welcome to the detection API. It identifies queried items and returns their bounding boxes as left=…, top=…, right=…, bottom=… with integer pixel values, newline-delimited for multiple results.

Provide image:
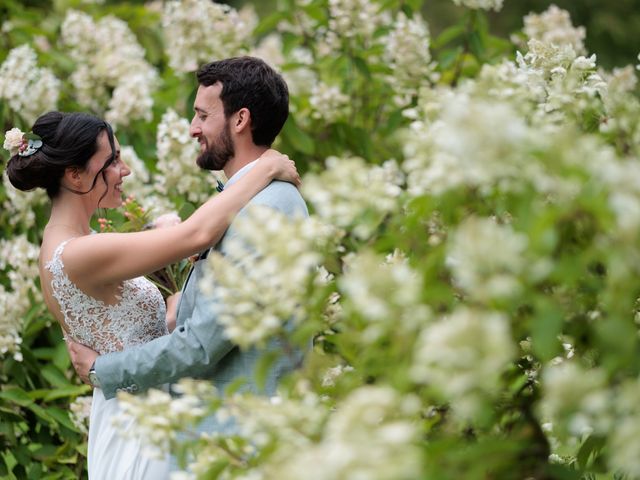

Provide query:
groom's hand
left=67, top=340, right=99, bottom=385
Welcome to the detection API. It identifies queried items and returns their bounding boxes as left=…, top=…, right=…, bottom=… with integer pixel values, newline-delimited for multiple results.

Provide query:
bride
left=4, top=111, right=300, bottom=478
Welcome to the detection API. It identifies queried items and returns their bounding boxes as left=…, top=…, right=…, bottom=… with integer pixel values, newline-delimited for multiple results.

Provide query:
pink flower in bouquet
left=153, top=212, right=181, bottom=229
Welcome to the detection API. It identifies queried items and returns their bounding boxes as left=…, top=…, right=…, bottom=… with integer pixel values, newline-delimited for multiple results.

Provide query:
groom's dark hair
left=196, top=56, right=289, bottom=147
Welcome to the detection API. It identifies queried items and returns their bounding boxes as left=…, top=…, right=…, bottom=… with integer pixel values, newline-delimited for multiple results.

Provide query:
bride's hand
left=165, top=292, right=181, bottom=333
left=259, top=149, right=301, bottom=187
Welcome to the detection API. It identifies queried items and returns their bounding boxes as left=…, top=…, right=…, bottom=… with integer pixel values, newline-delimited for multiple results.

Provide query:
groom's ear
left=233, top=108, right=251, bottom=133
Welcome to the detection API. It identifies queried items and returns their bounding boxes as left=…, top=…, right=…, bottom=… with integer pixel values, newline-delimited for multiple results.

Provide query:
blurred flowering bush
left=2, top=0, right=640, bottom=478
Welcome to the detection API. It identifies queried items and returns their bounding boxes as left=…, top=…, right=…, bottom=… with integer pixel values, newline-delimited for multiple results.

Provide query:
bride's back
left=39, top=233, right=168, bottom=355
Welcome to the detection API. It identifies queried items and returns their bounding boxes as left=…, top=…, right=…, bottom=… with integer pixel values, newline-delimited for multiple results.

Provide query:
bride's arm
left=63, top=150, right=300, bottom=285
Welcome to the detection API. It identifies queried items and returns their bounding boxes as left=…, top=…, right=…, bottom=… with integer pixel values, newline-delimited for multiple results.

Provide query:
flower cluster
left=451, top=0, right=504, bottom=12
left=303, top=156, right=403, bottom=240
left=268, top=386, right=422, bottom=479
left=384, top=12, right=434, bottom=107
left=162, top=0, right=256, bottom=72
left=339, top=250, right=430, bottom=343
left=403, top=94, right=539, bottom=197
left=60, top=10, right=157, bottom=127
left=0, top=235, right=41, bottom=360
left=201, top=206, right=335, bottom=349
left=609, top=379, right=640, bottom=476
left=411, top=307, right=515, bottom=420
left=446, top=217, right=531, bottom=301
left=2, top=171, right=47, bottom=229
left=522, top=5, right=587, bottom=54
left=69, top=395, right=93, bottom=434
left=538, top=362, right=611, bottom=440
left=323, top=0, right=391, bottom=52
left=0, top=45, right=60, bottom=124
left=308, top=82, right=351, bottom=123
left=154, top=109, right=219, bottom=205
left=113, top=380, right=217, bottom=455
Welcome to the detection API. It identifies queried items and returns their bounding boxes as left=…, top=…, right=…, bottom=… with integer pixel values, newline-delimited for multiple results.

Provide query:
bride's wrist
left=258, top=155, right=279, bottom=180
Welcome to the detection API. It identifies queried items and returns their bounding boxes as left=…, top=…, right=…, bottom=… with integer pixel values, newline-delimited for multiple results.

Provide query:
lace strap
left=44, top=238, right=76, bottom=274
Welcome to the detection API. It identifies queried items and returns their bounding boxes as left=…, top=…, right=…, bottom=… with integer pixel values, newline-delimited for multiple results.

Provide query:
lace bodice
left=45, top=239, right=168, bottom=354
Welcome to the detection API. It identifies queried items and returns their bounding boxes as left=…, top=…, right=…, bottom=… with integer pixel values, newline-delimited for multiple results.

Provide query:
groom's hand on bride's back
left=67, top=340, right=99, bottom=385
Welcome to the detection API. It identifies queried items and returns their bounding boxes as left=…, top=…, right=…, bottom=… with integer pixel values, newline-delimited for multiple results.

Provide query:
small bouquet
left=98, top=196, right=191, bottom=299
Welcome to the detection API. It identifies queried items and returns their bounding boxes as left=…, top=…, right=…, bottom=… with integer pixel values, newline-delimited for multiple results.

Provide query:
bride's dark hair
left=6, top=111, right=117, bottom=199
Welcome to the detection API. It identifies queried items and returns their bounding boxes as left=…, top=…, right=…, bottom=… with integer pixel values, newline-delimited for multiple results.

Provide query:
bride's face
left=84, top=132, right=131, bottom=209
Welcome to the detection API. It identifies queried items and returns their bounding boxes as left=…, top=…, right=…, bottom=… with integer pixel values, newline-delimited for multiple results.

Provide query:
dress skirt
left=87, top=387, right=169, bottom=479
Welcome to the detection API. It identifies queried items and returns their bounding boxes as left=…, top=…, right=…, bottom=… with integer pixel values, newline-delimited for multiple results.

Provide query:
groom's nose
left=190, top=117, right=201, bottom=138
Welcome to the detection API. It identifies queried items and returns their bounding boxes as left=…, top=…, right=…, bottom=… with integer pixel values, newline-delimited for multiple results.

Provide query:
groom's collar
left=225, top=159, right=259, bottom=188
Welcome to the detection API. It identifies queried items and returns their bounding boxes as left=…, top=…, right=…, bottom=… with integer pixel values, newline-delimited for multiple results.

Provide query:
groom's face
left=190, top=83, right=235, bottom=171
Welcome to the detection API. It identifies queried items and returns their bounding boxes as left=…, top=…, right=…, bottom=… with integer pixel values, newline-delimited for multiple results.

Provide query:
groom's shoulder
left=249, top=180, right=308, bottom=217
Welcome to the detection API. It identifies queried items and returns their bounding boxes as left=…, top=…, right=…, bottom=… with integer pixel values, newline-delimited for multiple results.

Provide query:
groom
left=68, top=57, right=308, bottom=402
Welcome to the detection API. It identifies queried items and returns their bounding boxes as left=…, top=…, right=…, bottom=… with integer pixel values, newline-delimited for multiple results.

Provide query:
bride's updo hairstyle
left=6, top=111, right=117, bottom=199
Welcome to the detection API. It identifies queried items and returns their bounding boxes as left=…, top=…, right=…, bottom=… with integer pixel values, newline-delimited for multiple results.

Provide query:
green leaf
left=41, top=385, right=92, bottom=402
left=531, top=301, right=563, bottom=361
left=282, top=117, right=315, bottom=155
left=40, top=364, right=71, bottom=388
left=254, top=350, right=280, bottom=392
left=576, top=435, right=606, bottom=469
left=253, top=11, right=286, bottom=37
left=432, top=25, right=466, bottom=50
left=46, top=407, right=77, bottom=431
left=352, top=56, right=371, bottom=80
left=406, top=0, right=424, bottom=13
left=178, top=202, right=196, bottom=221
left=469, top=31, right=485, bottom=60
left=0, top=387, right=33, bottom=407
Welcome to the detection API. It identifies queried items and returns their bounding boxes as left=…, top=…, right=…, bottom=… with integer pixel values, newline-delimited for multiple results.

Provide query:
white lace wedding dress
left=46, top=239, right=170, bottom=479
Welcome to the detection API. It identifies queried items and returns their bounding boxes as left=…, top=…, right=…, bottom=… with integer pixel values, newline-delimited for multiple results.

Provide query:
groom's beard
left=196, top=121, right=235, bottom=171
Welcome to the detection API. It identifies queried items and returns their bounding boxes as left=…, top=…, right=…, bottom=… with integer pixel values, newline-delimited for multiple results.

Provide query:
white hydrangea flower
left=411, top=307, right=515, bottom=420
left=446, top=217, right=529, bottom=300
left=69, top=396, right=93, bottom=434
left=604, top=65, right=638, bottom=95
left=609, top=379, right=640, bottom=477
left=581, top=141, right=640, bottom=236
left=281, top=48, right=316, bottom=98
left=309, top=82, right=350, bottom=123
left=403, top=93, right=534, bottom=197
left=225, top=392, right=326, bottom=452
left=201, top=206, right=335, bottom=349
left=250, top=34, right=285, bottom=70
left=384, top=12, right=434, bottom=106
left=0, top=45, right=60, bottom=123
left=0, top=286, right=24, bottom=358
left=154, top=108, right=218, bottom=205
left=119, top=146, right=149, bottom=193
left=2, top=171, right=48, bottom=229
left=269, top=386, right=421, bottom=480
left=323, top=0, right=391, bottom=52
left=321, top=364, right=354, bottom=387
left=0, top=235, right=41, bottom=358
left=303, top=156, right=403, bottom=240
left=523, top=5, right=587, bottom=55
left=162, top=0, right=256, bottom=72
left=538, top=362, right=612, bottom=439
left=60, top=10, right=157, bottom=127
left=451, top=0, right=504, bottom=12
left=339, top=250, right=431, bottom=342
left=114, top=379, right=217, bottom=454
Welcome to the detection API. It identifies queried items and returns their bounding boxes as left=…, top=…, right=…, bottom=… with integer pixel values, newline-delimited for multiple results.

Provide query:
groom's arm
left=94, top=292, right=234, bottom=398
left=74, top=181, right=307, bottom=399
